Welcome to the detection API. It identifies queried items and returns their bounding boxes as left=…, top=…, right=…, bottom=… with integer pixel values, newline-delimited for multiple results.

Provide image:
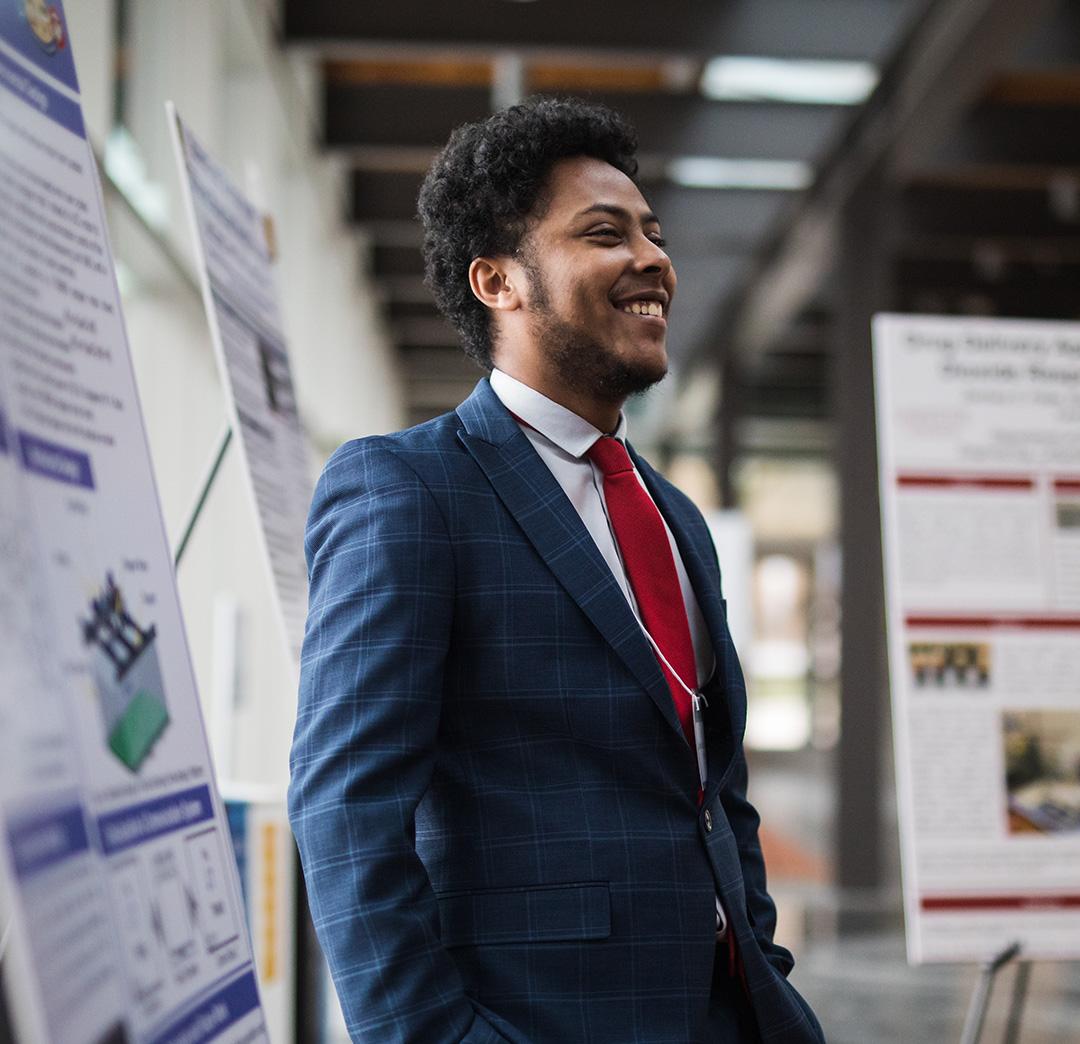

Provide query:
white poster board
left=874, top=313, right=1080, bottom=963
left=169, top=107, right=312, bottom=669
left=0, top=4, right=267, bottom=1041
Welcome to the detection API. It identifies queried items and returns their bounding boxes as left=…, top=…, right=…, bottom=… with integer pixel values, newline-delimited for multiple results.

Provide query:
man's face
left=514, top=156, right=676, bottom=406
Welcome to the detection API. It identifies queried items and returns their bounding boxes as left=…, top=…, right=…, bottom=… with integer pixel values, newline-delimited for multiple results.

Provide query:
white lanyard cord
left=637, top=623, right=709, bottom=788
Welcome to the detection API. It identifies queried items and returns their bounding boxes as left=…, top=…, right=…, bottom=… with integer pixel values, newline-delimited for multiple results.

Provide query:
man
left=289, top=98, right=825, bottom=1043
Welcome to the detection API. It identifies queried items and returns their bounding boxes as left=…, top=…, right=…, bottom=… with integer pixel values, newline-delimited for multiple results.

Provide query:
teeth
left=621, top=301, right=664, bottom=317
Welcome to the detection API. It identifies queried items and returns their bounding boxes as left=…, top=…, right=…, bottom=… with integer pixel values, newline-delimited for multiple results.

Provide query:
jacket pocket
left=436, top=881, right=611, bottom=947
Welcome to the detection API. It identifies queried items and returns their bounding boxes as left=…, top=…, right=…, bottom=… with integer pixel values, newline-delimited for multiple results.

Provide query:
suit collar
left=488, top=368, right=627, bottom=457
left=455, top=376, right=521, bottom=446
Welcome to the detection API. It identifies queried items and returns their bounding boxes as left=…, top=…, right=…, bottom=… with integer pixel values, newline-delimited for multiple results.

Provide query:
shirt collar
left=489, top=368, right=627, bottom=459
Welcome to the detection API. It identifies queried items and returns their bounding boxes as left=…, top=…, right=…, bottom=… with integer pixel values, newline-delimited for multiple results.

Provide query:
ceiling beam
left=283, top=0, right=912, bottom=63
left=326, top=82, right=840, bottom=160
left=718, top=0, right=1058, bottom=362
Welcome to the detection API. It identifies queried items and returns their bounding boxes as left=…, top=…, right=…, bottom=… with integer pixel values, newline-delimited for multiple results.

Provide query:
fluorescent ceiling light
left=701, top=56, right=878, bottom=105
left=667, top=156, right=812, bottom=191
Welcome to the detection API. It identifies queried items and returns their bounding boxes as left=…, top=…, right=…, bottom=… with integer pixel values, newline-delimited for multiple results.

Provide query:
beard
left=523, top=261, right=667, bottom=406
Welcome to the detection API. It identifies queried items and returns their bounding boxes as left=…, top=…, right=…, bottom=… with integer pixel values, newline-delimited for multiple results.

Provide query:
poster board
left=874, top=312, right=1080, bottom=963
left=168, top=106, right=312, bottom=670
left=0, top=4, right=267, bottom=1040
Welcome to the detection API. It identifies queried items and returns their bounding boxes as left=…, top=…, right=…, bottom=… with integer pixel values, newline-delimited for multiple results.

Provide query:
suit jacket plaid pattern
left=289, top=379, right=825, bottom=1043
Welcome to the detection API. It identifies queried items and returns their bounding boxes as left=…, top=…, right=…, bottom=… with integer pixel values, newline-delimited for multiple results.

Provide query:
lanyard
left=637, top=625, right=709, bottom=788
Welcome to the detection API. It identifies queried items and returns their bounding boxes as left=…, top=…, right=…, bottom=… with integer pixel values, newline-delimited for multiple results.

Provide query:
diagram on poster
left=0, top=3, right=267, bottom=1040
left=874, top=313, right=1080, bottom=964
left=169, top=107, right=313, bottom=669
left=83, top=572, right=170, bottom=772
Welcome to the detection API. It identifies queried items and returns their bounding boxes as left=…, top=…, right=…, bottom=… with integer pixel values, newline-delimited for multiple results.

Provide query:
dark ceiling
left=278, top=0, right=1080, bottom=457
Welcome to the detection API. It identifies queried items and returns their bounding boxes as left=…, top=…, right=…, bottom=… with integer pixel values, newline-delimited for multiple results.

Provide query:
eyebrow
left=575, top=202, right=660, bottom=225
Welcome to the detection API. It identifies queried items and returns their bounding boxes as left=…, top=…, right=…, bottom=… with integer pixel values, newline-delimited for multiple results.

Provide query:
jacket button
left=703, top=809, right=713, bottom=833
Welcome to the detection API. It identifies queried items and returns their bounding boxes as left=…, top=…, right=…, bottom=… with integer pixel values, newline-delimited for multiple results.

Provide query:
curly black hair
left=417, top=97, right=639, bottom=371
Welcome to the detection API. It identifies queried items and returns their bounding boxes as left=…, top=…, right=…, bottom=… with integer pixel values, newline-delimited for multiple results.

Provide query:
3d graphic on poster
left=874, top=313, right=1080, bottom=964
left=169, top=107, right=312, bottom=670
left=0, top=4, right=267, bottom=1041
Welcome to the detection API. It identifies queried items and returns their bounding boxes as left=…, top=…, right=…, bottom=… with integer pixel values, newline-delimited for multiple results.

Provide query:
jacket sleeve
left=288, top=438, right=521, bottom=1044
left=699, top=526, right=794, bottom=976
left=717, top=748, right=794, bottom=974
left=713, top=584, right=827, bottom=1041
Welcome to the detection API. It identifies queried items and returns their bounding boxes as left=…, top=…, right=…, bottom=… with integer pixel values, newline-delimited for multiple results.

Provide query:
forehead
left=535, top=155, right=656, bottom=224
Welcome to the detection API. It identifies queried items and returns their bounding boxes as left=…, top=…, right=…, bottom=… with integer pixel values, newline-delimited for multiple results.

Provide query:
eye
left=586, top=226, right=621, bottom=240
left=649, top=234, right=668, bottom=248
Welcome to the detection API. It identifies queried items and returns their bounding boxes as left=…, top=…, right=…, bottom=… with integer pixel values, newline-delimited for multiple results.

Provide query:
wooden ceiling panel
left=284, top=0, right=911, bottom=63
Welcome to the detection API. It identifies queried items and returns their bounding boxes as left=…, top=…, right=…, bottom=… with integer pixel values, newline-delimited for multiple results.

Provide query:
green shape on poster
left=108, top=689, right=169, bottom=771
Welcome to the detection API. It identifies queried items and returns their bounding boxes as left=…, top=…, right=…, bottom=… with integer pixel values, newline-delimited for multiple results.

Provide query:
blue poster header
left=98, top=785, right=215, bottom=856
left=0, top=37, right=84, bottom=139
left=7, top=802, right=90, bottom=881
left=0, top=0, right=78, bottom=95
left=18, top=430, right=94, bottom=488
left=148, top=971, right=261, bottom=1044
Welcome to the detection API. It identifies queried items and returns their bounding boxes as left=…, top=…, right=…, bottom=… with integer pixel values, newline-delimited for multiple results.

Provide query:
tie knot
left=587, top=436, right=634, bottom=477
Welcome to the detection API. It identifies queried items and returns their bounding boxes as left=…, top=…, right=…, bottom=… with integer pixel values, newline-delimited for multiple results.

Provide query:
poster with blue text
left=0, top=3, right=268, bottom=1040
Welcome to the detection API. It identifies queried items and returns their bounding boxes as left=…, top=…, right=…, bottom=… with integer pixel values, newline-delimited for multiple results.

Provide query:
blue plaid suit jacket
left=289, top=379, right=825, bottom=1043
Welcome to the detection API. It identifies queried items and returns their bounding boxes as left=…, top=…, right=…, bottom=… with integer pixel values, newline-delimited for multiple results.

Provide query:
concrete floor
left=788, top=926, right=1080, bottom=1043
left=754, top=749, right=1080, bottom=1044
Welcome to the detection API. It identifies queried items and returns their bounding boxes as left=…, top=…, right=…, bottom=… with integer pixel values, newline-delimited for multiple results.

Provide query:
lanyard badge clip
left=692, top=692, right=709, bottom=787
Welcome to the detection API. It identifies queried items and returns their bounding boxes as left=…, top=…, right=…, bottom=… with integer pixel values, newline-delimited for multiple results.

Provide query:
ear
left=468, top=256, right=522, bottom=312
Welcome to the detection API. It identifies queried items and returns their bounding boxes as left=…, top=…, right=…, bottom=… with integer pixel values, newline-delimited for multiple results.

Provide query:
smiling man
left=289, top=98, right=825, bottom=1044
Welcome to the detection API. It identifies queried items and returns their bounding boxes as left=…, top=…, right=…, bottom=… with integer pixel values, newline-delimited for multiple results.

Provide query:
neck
left=495, top=362, right=622, bottom=434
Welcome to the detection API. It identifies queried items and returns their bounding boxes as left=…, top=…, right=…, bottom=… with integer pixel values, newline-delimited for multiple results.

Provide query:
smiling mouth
left=616, top=298, right=666, bottom=319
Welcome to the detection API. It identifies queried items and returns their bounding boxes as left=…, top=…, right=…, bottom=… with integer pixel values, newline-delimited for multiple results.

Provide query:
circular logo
left=20, top=0, right=66, bottom=55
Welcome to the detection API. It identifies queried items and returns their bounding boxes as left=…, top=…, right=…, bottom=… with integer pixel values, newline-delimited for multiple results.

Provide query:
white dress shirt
left=489, top=369, right=727, bottom=936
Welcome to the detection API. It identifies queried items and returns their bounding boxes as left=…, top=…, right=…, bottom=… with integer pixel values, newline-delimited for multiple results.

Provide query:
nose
left=634, top=236, right=676, bottom=297
left=635, top=233, right=673, bottom=279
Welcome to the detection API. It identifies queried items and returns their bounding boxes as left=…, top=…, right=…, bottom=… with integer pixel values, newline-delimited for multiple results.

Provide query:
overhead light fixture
left=667, top=156, right=812, bottom=191
left=701, top=56, right=878, bottom=105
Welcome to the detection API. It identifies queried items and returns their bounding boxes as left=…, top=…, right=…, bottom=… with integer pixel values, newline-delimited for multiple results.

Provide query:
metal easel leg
left=173, top=425, right=233, bottom=568
left=958, top=942, right=1021, bottom=1044
left=1001, top=961, right=1031, bottom=1044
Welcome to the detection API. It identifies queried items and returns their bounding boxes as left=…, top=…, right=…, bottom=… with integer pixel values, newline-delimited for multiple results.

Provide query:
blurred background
left=64, top=0, right=1080, bottom=1039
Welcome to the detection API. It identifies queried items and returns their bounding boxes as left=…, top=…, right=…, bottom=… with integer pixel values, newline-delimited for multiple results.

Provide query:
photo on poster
left=1003, top=708, right=1080, bottom=835
left=908, top=641, right=991, bottom=689
left=1056, top=498, right=1080, bottom=530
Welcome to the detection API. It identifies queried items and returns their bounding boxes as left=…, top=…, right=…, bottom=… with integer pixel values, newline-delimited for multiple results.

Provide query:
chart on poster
left=169, top=107, right=312, bottom=669
left=0, top=3, right=266, bottom=1041
left=875, top=313, right=1080, bottom=963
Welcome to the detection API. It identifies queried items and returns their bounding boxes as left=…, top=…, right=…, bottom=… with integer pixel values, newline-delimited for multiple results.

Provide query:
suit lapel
left=456, top=381, right=683, bottom=740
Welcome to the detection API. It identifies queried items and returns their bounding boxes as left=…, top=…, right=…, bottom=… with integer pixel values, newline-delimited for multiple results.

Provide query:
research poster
left=0, top=4, right=267, bottom=1041
left=170, top=109, right=311, bottom=668
left=874, top=313, right=1080, bottom=963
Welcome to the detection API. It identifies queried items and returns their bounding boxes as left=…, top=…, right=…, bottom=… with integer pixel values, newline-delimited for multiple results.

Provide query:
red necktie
left=587, top=436, right=697, bottom=747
